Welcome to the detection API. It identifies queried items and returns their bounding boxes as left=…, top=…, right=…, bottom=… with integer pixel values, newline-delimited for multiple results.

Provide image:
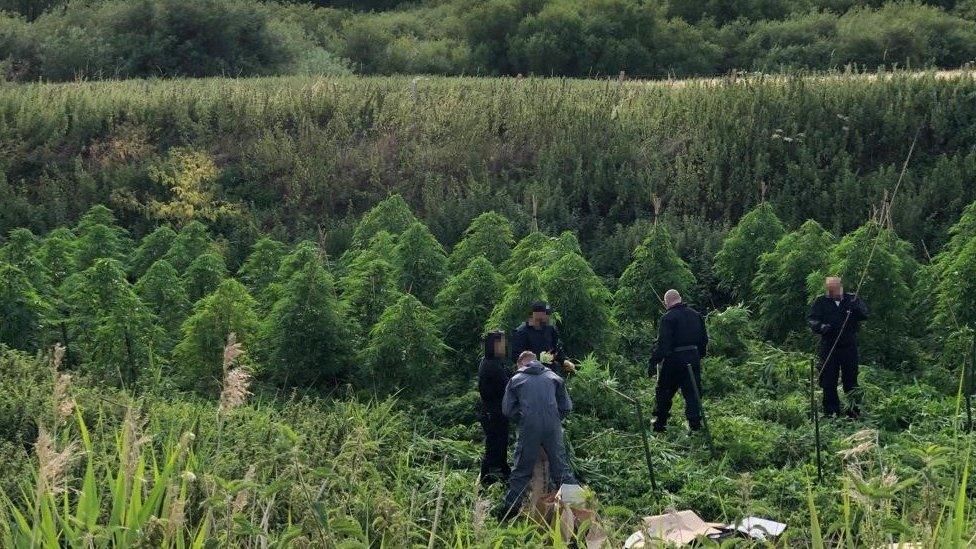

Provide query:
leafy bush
left=753, top=220, right=835, bottom=342
left=183, top=252, right=228, bottom=302
left=64, top=259, right=161, bottom=384
left=706, top=306, right=755, bottom=359
left=713, top=203, right=785, bottom=302
left=447, top=211, right=513, bottom=273
left=613, top=223, right=695, bottom=356
left=394, top=221, right=448, bottom=305
left=541, top=252, right=614, bottom=357
left=173, top=278, right=260, bottom=391
left=135, top=259, right=191, bottom=346
left=350, top=194, right=415, bottom=249
left=486, top=267, right=547, bottom=336
left=262, top=260, right=352, bottom=386
left=361, top=293, right=448, bottom=392
left=434, top=256, right=506, bottom=359
left=810, top=222, right=917, bottom=367
left=711, top=415, right=783, bottom=470
left=0, top=262, right=47, bottom=350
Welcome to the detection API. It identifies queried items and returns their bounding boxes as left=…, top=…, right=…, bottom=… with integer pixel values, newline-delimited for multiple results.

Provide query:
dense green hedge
left=2, top=73, right=974, bottom=278
left=4, top=0, right=976, bottom=81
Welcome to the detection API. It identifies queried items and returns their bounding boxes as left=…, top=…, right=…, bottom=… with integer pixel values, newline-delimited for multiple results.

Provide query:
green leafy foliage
left=934, top=237, right=976, bottom=329
left=500, top=231, right=551, bottom=279
left=72, top=207, right=133, bottom=271
left=753, top=220, right=835, bottom=341
left=162, top=221, right=216, bottom=272
left=0, top=262, right=48, bottom=351
left=614, top=223, right=696, bottom=355
left=500, top=231, right=582, bottom=281
left=34, top=228, right=77, bottom=289
left=350, top=194, right=415, bottom=248
left=128, top=225, right=177, bottom=279
left=929, top=199, right=976, bottom=332
left=486, top=268, right=547, bottom=335
left=64, top=259, right=160, bottom=384
left=0, top=228, right=49, bottom=292
left=183, top=252, right=228, bottom=302
left=434, top=256, right=506, bottom=360
left=393, top=221, right=447, bottom=305
left=135, top=259, right=191, bottom=344
left=447, top=211, right=513, bottom=272
left=237, top=237, right=287, bottom=300
left=173, top=279, right=260, bottom=390
left=706, top=306, right=755, bottom=358
left=713, top=203, right=786, bottom=301
left=361, top=293, right=448, bottom=392
left=339, top=247, right=401, bottom=336
left=262, top=260, right=352, bottom=386
left=263, top=240, right=324, bottom=306
left=809, top=222, right=917, bottom=367
left=541, top=252, right=613, bottom=357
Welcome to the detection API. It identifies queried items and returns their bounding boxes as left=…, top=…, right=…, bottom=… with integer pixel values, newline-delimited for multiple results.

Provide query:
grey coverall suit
left=501, top=361, right=577, bottom=513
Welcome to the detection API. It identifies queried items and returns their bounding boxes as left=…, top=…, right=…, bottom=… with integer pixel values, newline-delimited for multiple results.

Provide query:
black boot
left=688, top=419, right=702, bottom=432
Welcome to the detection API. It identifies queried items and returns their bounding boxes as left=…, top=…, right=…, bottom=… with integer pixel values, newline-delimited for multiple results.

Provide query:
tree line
left=3, top=0, right=976, bottom=82
left=2, top=195, right=972, bottom=397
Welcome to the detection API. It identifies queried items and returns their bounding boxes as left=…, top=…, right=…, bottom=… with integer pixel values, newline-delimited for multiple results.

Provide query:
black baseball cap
left=531, top=300, right=552, bottom=313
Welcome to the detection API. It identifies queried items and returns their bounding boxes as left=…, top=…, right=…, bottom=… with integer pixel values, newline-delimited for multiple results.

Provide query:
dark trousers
left=654, top=356, right=702, bottom=429
left=479, top=412, right=510, bottom=486
left=819, top=345, right=860, bottom=416
left=503, top=421, right=577, bottom=513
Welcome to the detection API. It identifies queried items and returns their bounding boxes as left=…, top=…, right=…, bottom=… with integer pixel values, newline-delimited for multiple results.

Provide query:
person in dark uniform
left=478, top=330, right=512, bottom=486
left=509, top=301, right=576, bottom=378
left=648, top=289, right=709, bottom=432
left=808, top=276, right=868, bottom=418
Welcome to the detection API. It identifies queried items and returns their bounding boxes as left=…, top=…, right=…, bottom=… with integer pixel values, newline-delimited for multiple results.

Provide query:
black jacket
left=478, top=356, right=511, bottom=418
left=650, top=303, right=708, bottom=367
left=509, top=322, right=567, bottom=377
left=807, top=293, right=868, bottom=351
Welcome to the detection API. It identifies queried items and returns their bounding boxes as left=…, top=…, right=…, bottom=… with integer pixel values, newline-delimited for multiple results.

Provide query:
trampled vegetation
left=2, top=68, right=976, bottom=545
left=2, top=162, right=976, bottom=545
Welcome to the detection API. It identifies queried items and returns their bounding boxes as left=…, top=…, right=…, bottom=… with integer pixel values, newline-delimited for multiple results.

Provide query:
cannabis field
left=1, top=73, right=976, bottom=547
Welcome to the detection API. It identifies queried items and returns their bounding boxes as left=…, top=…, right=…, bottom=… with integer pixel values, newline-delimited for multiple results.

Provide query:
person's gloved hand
left=819, top=323, right=832, bottom=334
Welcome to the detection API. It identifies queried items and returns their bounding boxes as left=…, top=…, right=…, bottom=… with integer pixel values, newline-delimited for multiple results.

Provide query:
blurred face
left=826, top=277, right=843, bottom=298
left=531, top=310, right=549, bottom=325
left=493, top=336, right=506, bottom=357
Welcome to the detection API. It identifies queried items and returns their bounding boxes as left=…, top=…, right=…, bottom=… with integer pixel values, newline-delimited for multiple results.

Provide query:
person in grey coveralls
left=498, top=350, right=577, bottom=519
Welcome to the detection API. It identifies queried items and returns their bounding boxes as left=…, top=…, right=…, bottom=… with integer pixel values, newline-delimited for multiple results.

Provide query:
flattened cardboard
left=640, top=510, right=722, bottom=546
left=736, top=516, right=787, bottom=540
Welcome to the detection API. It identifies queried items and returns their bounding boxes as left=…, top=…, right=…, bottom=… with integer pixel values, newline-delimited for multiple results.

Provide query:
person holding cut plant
left=509, top=301, right=576, bottom=378
left=808, top=276, right=868, bottom=419
left=478, top=330, right=512, bottom=486
left=648, top=289, right=709, bottom=433
left=497, top=350, right=577, bottom=520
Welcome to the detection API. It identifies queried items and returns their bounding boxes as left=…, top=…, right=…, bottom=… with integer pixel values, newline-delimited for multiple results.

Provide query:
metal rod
left=810, top=356, right=824, bottom=484
left=685, top=363, right=714, bottom=456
